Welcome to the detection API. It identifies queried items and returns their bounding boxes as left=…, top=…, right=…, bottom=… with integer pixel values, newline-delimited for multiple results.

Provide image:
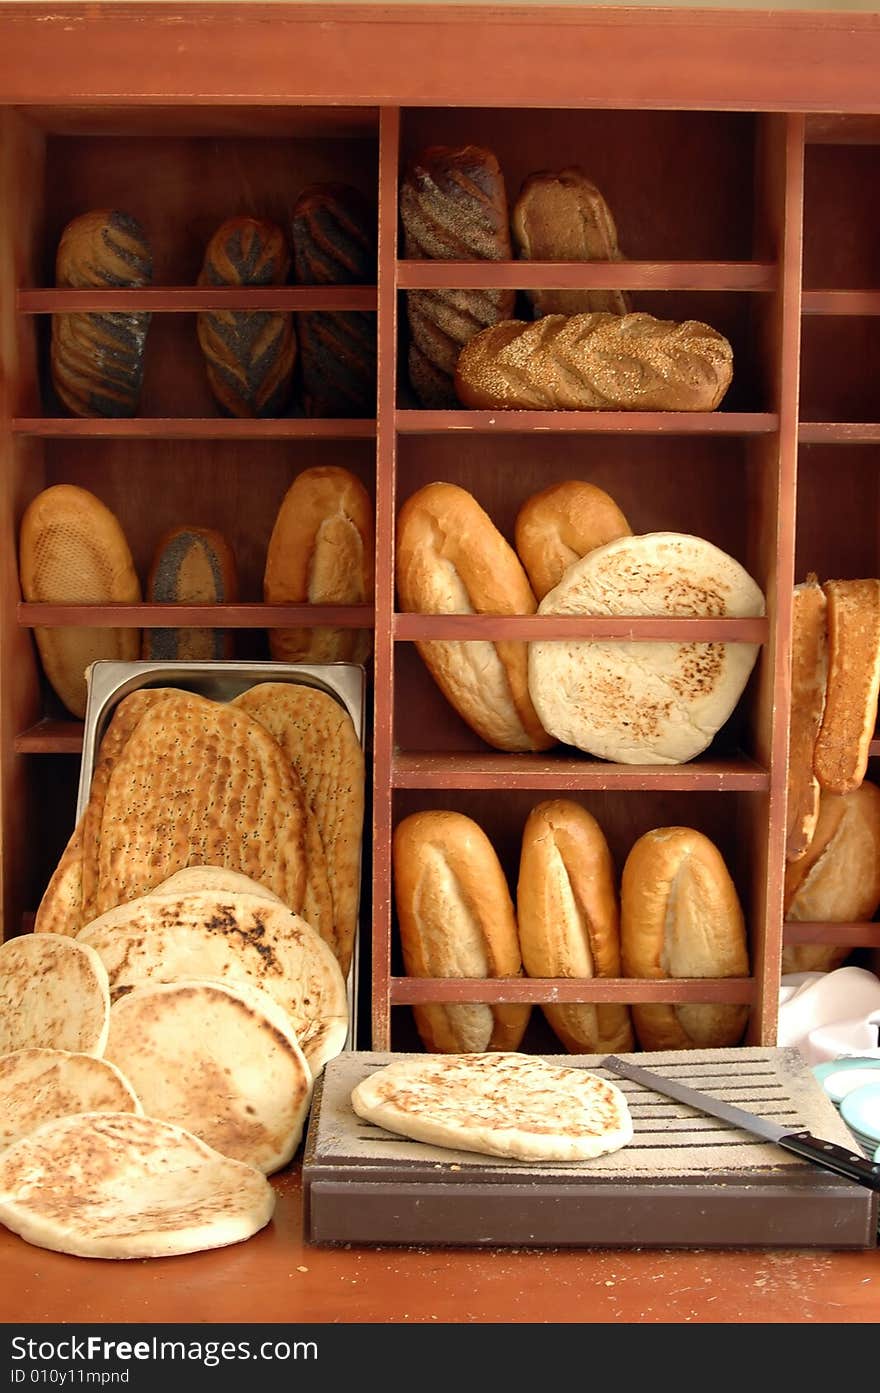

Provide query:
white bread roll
left=783, top=780, right=880, bottom=974
left=516, top=800, right=633, bottom=1053
left=264, top=465, right=374, bottom=664
left=786, top=576, right=827, bottom=862
left=393, top=809, right=530, bottom=1054
left=528, top=532, right=765, bottom=764
left=396, top=483, right=553, bottom=752
left=813, top=578, right=880, bottom=797
left=514, top=480, right=631, bottom=601
left=620, top=827, right=750, bottom=1051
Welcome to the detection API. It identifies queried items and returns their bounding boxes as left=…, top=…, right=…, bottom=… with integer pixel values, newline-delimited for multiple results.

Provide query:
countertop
left=1, top=1167, right=877, bottom=1324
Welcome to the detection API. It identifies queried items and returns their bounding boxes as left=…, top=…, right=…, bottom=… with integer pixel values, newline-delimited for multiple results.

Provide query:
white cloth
left=778, top=967, right=880, bottom=1065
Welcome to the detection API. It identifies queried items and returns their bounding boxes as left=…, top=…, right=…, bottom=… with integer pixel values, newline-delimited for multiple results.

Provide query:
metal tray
left=77, top=659, right=367, bottom=1049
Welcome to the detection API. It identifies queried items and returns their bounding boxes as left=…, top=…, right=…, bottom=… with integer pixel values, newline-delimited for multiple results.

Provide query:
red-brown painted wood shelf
left=18, top=286, right=377, bottom=313
left=393, top=614, right=769, bottom=642
left=798, top=423, right=880, bottom=445
left=391, top=752, right=769, bottom=792
left=783, top=922, right=880, bottom=946
left=389, top=977, right=755, bottom=1005
left=801, top=290, right=880, bottom=316
left=12, top=418, right=376, bottom=440
left=14, top=719, right=84, bottom=755
left=396, top=410, right=778, bottom=436
left=395, top=261, right=776, bottom=292
left=18, top=603, right=375, bottom=628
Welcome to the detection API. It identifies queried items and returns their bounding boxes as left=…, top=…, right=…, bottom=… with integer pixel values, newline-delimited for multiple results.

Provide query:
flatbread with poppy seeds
left=351, top=1052, right=633, bottom=1162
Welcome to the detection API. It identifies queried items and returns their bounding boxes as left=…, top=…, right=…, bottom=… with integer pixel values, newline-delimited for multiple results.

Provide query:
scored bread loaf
left=514, top=480, right=632, bottom=600
left=142, top=525, right=238, bottom=661
left=51, top=210, right=152, bottom=418
left=512, top=168, right=630, bottom=318
left=400, top=144, right=515, bottom=408
left=393, top=810, right=530, bottom=1054
left=197, top=217, right=295, bottom=418
left=19, top=484, right=142, bottom=719
left=516, top=800, right=634, bottom=1054
left=813, top=578, right=880, bottom=796
left=786, top=576, right=828, bottom=862
left=263, top=466, right=374, bottom=664
left=620, top=827, right=750, bottom=1051
left=396, top=482, right=553, bottom=753
left=291, top=183, right=376, bottom=417
left=455, top=312, right=734, bottom=412
left=783, top=780, right=880, bottom=974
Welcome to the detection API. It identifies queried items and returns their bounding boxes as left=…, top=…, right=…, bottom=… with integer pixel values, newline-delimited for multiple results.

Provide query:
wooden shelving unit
left=2, top=3, right=880, bottom=1061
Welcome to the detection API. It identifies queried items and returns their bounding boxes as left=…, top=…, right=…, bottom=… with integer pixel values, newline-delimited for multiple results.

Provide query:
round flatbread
left=0, top=1049, right=141, bottom=1150
left=104, top=978, right=313, bottom=1174
left=0, top=1111, right=275, bottom=1259
left=147, top=865, right=284, bottom=904
left=528, top=532, right=765, bottom=765
left=77, top=891, right=349, bottom=1074
left=351, top=1053, right=633, bottom=1162
left=0, top=935, right=110, bottom=1057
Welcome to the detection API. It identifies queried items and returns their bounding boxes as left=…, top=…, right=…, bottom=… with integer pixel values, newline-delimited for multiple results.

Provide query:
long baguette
left=813, top=578, right=880, bottom=796
left=786, top=576, right=828, bottom=862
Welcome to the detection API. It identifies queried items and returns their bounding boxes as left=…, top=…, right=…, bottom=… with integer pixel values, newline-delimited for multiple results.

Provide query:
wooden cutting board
left=302, top=1047, right=879, bottom=1249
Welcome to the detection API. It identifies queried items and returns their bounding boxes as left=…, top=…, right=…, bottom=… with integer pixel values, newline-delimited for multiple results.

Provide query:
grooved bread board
left=302, top=1048, right=879, bottom=1249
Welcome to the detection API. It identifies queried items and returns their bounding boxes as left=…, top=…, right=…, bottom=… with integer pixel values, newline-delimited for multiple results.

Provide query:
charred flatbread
left=0, top=1049, right=141, bottom=1150
left=0, top=935, right=109, bottom=1057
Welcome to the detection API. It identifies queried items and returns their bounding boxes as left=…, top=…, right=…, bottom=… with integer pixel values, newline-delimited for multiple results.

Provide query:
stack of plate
left=812, top=1059, right=880, bottom=1157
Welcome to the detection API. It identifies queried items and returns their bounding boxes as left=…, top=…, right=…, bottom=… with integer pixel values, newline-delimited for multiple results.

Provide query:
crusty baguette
left=514, top=480, right=631, bottom=600
left=786, top=575, right=827, bottom=862
left=197, top=217, right=295, bottom=418
left=516, top=800, right=633, bottom=1053
left=396, top=482, right=554, bottom=752
left=400, top=144, right=514, bottom=408
left=393, top=810, right=530, bottom=1053
left=620, top=827, right=750, bottom=1051
left=455, top=312, right=733, bottom=412
left=512, top=168, right=630, bottom=318
left=813, top=578, right=880, bottom=796
left=51, top=210, right=152, bottom=419
left=142, top=525, right=238, bottom=661
left=783, top=780, right=880, bottom=974
left=264, top=466, right=374, bottom=664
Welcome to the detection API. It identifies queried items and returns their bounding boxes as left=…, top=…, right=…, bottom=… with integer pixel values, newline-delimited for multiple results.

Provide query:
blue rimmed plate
left=814, top=1058, right=880, bottom=1106
left=840, top=1082, right=880, bottom=1153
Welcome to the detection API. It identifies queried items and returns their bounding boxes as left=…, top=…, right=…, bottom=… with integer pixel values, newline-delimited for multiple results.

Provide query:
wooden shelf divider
left=389, top=977, right=755, bottom=1005
left=391, top=752, right=769, bottom=792
left=395, top=261, right=776, bottom=292
left=18, top=286, right=378, bottom=313
left=799, top=423, right=880, bottom=445
left=14, top=719, right=84, bottom=755
left=396, top=410, right=778, bottom=436
left=801, top=290, right=880, bottom=316
left=12, top=418, right=376, bottom=440
left=783, top=922, right=880, bottom=946
left=393, top=614, right=768, bottom=643
left=18, top=603, right=375, bottom=628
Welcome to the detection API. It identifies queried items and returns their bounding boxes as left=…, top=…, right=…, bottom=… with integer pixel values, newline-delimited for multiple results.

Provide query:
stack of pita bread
left=0, top=680, right=363, bottom=1259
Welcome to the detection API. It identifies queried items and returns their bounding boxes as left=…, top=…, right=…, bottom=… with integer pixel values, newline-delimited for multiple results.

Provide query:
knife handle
left=779, top=1131, right=880, bottom=1190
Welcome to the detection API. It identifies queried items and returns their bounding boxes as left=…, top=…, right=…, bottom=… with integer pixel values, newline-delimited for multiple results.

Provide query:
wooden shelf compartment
left=395, top=261, right=776, bottom=293
left=390, top=977, right=756, bottom=1005
left=783, top=923, right=880, bottom=947
left=393, top=614, right=769, bottom=643
left=798, top=423, right=880, bottom=445
left=802, top=291, right=880, bottom=317
left=391, top=752, right=769, bottom=792
left=18, top=287, right=377, bottom=314
left=396, top=410, right=779, bottom=436
left=12, top=418, right=376, bottom=440
left=17, top=603, right=375, bottom=629
left=14, top=720, right=84, bottom=755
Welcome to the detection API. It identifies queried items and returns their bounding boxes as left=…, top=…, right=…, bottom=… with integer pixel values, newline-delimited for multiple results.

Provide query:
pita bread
left=148, top=865, right=284, bottom=903
left=77, top=891, right=349, bottom=1074
left=232, top=683, right=364, bottom=976
left=528, top=532, right=765, bottom=764
left=0, top=1111, right=274, bottom=1258
left=351, top=1053, right=633, bottom=1162
left=0, top=1049, right=141, bottom=1149
left=104, top=978, right=313, bottom=1173
left=0, top=935, right=109, bottom=1057
left=92, top=691, right=308, bottom=917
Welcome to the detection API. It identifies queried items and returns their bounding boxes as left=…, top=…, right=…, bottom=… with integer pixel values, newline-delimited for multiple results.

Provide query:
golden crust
left=512, top=168, right=630, bottom=318
left=620, top=826, right=749, bottom=1051
left=813, top=578, right=880, bottom=796
left=393, top=809, right=530, bottom=1054
left=517, top=800, right=633, bottom=1054
left=786, top=576, right=827, bottom=862
left=514, top=480, right=631, bottom=600
left=396, top=482, right=553, bottom=752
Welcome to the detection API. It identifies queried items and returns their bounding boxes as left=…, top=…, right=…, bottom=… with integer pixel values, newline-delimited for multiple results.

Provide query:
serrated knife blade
left=601, top=1055, right=880, bottom=1191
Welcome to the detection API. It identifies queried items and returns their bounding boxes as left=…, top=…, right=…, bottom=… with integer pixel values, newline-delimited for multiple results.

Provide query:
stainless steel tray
left=77, top=659, right=367, bottom=1050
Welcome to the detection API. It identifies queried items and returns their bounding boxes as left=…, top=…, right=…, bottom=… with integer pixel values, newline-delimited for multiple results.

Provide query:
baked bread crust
left=396, top=482, right=553, bottom=752
left=785, top=576, right=827, bottom=861
left=514, top=479, right=631, bottom=600
left=455, top=312, right=733, bottom=412
left=813, top=578, right=880, bottom=796
left=512, top=168, right=630, bottom=318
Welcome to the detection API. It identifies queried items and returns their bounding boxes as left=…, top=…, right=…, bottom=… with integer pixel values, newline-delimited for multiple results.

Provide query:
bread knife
left=601, top=1055, right=880, bottom=1190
